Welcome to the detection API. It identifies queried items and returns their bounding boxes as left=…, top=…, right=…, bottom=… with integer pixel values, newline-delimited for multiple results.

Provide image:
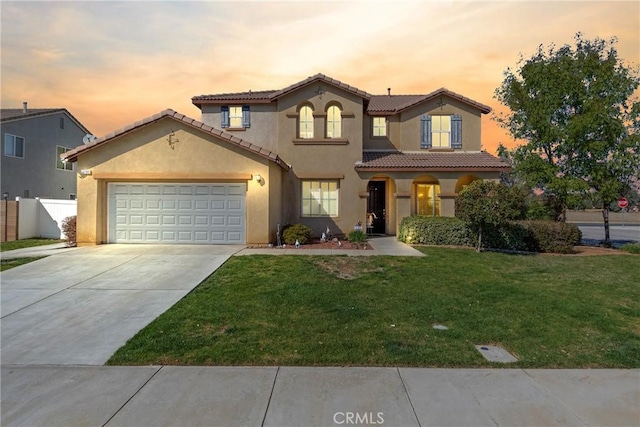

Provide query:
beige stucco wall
left=75, top=118, right=275, bottom=245
left=399, top=97, right=483, bottom=151
left=200, top=103, right=279, bottom=153
left=274, top=85, right=367, bottom=236
left=363, top=95, right=484, bottom=152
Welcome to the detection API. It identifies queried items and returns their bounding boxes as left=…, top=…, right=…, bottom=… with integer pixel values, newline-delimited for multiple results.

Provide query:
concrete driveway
left=1, top=244, right=243, bottom=365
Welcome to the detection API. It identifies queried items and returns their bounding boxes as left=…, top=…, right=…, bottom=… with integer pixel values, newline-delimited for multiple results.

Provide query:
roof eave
left=192, top=98, right=274, bottom=108
left=355, top=166, right=511, bottom=172
left=62, top=109, right=289, bottom=170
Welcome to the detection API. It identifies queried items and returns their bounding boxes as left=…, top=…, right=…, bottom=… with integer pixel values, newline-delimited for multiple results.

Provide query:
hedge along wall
left=398, top=216, right=582, bottom=254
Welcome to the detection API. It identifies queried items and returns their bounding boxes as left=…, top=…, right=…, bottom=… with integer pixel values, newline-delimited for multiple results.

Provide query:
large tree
left=495, top=33, right=640, bottom=246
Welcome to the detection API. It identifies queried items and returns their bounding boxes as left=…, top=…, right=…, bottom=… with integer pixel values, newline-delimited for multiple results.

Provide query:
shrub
left=61, top=215, right=77, bottom=247
left=620, top=243, right=640, bottom=254
left=526, top=198, right=555, bottom=220
left=398, top=216, right=475, bottom=247
left=482, top=222, right=530, bottom=251
left=348, top=230, right=367, bottom=243
left=456, top=181, right=527, bottom=250
left=522, top=221, right=582, bottom=254
left=282, top=223, right=313, bottom=245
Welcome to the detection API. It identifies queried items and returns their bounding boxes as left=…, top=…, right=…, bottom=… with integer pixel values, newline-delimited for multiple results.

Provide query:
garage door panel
left=146, top=200, right=160, bottom=210
left=109, top=183, right=246, bottom=244
left=228, top=200, right=243, bottom=211
left=228, top=216, right=242, bottom=226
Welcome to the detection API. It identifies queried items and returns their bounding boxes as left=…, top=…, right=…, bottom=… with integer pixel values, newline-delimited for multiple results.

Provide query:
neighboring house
left=1, top=103, right=91, bottom=200
left=62, top=73, right=509, bottom=245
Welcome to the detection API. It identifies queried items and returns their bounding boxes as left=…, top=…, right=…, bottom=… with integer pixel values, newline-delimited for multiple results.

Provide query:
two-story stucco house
left=1, top=103, right=92, bottom=199
left=63, top=74, right=509, bottom=245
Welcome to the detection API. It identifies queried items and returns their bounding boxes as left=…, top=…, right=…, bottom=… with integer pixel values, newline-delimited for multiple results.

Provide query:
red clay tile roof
left=268, top=73, right=371, bottom=100
left=61, top=109, right=289, bottom=169
left=191, top=90, right=276, bottom=104
left=368, top=88, right=492, bottom=115
left=356, top=151, right=510, bottom=171
left=192, top=74, right=491, bottom=116
left=1, top=108, right=91, bottom=133
left=192, top=73, right=372, bottom=107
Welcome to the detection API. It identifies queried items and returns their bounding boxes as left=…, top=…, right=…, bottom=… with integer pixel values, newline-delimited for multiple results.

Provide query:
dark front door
left=367, top=181, right=386, bottom=234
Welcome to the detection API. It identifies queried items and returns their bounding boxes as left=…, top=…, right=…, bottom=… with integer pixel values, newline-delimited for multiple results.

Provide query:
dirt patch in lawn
left=312, top=257, right=389, bottom=280
left=544, top=246, right=631, bottom=256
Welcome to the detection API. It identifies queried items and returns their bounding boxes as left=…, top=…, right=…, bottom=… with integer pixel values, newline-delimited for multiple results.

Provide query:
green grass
left=108, top=248, right=640, bottom=368
left=621, top=242, right=640, bottom=254
left=1, top=256, right=45, bottom=271
left=1, top=238, right=64, bottom=252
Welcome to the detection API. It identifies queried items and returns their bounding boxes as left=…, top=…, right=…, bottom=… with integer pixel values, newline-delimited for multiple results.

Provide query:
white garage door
left=108, top=183, right=246, bottom=244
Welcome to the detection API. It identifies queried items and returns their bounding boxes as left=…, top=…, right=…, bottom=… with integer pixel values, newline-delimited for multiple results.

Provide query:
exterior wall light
left=80, top=169, right=92, bottom=176
left=254, top=174, right=262, bottom=182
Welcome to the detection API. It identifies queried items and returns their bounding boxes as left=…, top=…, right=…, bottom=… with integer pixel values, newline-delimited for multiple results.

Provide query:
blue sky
left=2, top=0, right=638, bottom=153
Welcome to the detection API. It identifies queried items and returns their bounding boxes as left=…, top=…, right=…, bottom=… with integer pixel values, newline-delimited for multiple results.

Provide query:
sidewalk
left=236, top=236, right=425, bottom=257
left=2, top=365, right=638, bottom=426
left=1, top=242, right=79, bottom=260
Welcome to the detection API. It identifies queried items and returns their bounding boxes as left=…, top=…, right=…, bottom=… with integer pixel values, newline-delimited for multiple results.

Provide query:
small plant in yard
left=61, top=215, right=77, bottom=247
left=621, top=242, right=640, bottom=254
left=282, top=223, right=313, bottom=245
left=347, top=229, right=367, bottom=243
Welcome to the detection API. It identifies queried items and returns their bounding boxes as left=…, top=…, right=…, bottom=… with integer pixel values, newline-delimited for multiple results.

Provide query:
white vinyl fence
left=17, top=198, right=77, bottom=239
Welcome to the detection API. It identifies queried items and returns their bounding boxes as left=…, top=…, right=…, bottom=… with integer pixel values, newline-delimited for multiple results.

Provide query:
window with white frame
left=4, top=134, right=24, bottom=158
left=431, top=115, right=451, bottom=148
left=56, top=146, right=73, bottom=170
left=221, top=105, right=250, bottom=128
left=372, top=117, right=387, bottom=137
left=229, top=106, right=243, bottom=128
left=299, top=105, right=314, bottom=138
left=301, top=180, right=339, bottom=217
left=326, top=105, right=342, bottom=138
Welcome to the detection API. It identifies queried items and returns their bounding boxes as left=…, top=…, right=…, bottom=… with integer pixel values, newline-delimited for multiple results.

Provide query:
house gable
left=63, top=109, right=288, bottom=170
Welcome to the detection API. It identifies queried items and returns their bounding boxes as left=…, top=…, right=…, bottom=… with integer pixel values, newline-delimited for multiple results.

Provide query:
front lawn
left=108, top=248, right=640, bottom=368
left=1, top=256, right=45, bottom=271
left=1, top=238, right=64, bottom=252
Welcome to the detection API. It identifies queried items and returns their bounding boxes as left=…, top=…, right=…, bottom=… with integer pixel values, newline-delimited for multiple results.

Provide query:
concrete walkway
left=2, top=365, right=638, bottom=426
left=236, top=236, right=425, bottom=257
left=0, top=242, right=79, bottom=260
left=1, top=244, right=243, bottom=365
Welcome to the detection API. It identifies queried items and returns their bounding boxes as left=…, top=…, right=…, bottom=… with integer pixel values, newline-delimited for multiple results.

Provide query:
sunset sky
left=2, top=1, right=638, bottom=154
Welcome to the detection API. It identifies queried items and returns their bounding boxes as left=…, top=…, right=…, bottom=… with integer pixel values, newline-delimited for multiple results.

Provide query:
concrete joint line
left=261, top=366, right=280, bottom=427
left=68, top=254, right=143, bottom=290
left=396, top=368, right=422, bottom=427
left=0, top=255, right=143, bottom=320
left=521, top=369, right=590, bottom=427
left=101, top=365, right=164, bottom=427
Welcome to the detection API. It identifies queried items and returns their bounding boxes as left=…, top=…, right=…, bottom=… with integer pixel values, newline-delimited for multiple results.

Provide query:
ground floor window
left=416, top=183, right=440, bottom=216
left=302, top=180, right=339, bottom=217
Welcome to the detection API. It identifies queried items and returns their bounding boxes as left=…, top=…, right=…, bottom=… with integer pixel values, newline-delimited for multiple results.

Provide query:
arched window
left=326, top=105, right=342, bottom=138
left=299, top=105, right=314, bottom=139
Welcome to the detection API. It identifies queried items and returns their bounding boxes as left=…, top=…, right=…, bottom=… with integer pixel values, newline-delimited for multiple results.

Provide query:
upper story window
left=221, top=105, right=250, bottom=129
left=60, top=117, right=65, bottom=129
left=4, top=134, right=24, bottom=158
left=420, top=114, right=462, bottom=149
left=56, top=146, right=73, bottom=171
left=372, top=117, right=387, bottom=137
left=299, top=105, right=314, bottom=139
left=326, top=105, right=342, bottom=138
